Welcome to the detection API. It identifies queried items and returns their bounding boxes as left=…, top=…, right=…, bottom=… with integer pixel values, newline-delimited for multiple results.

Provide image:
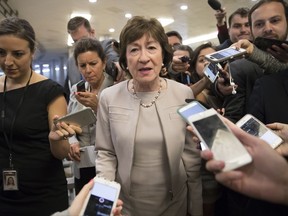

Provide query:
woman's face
left=0, top=35, right=33, bottom=80
left=126, top=34, right=163, bottom=87
left=195, top=47, right=216, bottom=78
left=77, top=51, right=106, bottom=86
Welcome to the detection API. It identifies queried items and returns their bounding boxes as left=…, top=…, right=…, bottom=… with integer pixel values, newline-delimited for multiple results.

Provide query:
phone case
left=54, top=107, right=96, bottom=128
left=205, top=47, right=247, bottom=63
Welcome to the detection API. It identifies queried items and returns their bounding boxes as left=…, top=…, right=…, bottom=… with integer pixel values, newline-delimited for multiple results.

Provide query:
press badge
left=3, top=169, right=19, bottom=191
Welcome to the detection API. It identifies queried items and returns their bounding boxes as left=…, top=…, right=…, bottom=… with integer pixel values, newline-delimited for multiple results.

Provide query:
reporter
left=197, top=120, right=288, bottom=206
left=51, top=180, right=123, bottom=216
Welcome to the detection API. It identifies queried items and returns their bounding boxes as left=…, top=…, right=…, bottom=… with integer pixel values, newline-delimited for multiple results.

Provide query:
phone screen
left=192, top=114, right=250, bottom=163
left=239, top=117, right=281, bottom=147
left=179, top=102, right=207, bottom=120
left=204, top=63, right=220, bottom=82
left=210, top=48, right=241, bottom=60
left=83, top=181, right=118, bottom=216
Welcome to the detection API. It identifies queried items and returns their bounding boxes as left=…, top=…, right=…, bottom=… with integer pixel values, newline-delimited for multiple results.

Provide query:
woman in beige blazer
left=95, top=16, right=203, bottom=216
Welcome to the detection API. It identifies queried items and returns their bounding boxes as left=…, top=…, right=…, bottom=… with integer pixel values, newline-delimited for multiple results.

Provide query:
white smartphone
left=80, top=177, right=121, bottom=216
left=205, top=46, right=247, bottom=63
left=236, top=114, right=283, bottom=149
left=187, top=109, right=252, bottom=171
left=203, top=62, right=222, bottom=83
left=177, top=100, right=208, bottom=124
left=178, top=100, right=208, bottom=150
left=54, top=107, right=96, bottom=128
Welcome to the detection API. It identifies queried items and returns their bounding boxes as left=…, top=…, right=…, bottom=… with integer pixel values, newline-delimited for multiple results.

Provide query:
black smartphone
left=179, top=56, right=191, bottom=63
left=76, top=80, right=86, bottom=92
left=254, top=37, right=288, bottom=51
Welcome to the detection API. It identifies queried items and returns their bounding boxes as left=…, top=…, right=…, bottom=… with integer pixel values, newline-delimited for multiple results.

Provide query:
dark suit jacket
left=223, top=59, right=264, bottom=123
left=248, top=69, right=288, bottom=124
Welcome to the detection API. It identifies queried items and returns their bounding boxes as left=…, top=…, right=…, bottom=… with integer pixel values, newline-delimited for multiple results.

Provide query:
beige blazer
left=95, top=79, right=203, bottom=216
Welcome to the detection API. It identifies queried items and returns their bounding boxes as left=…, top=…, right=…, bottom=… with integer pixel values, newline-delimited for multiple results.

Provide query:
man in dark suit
left=220, top=0, right=288, bottom=123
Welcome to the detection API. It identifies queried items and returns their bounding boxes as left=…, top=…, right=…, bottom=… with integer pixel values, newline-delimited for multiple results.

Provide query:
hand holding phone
left=80, top=177, right=121, bottom=216
left=77, top=80, right=86, bottom=92
left=236, top=114, right=283, bottom=149
left=205, top=47, right=247, bottom=63
left=179, top=107, right=252, bottom=171
left=254, top=37, right=288, bottom=51
left=203, top=62, right=222, bottom=83
left=179, top=55, right=191, bottom=63
left=54, top=107, right=96, bottom=128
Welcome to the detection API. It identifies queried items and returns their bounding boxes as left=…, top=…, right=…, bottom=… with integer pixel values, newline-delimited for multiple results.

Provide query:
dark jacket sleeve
left=101, top=39, right=119, bottom=80
left=223, top=59, right=264, bottom=123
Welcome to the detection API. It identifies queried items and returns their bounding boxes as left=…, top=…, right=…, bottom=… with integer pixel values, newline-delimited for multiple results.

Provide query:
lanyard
left=1, top=71, right=33, bottom=168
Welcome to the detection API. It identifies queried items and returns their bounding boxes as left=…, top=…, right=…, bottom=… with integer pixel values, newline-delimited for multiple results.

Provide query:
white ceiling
left=6, top=0, right=256, bottom=63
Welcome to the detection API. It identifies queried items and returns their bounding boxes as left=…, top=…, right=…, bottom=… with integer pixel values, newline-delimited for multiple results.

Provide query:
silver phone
left=236, top=114, right=283, bottom=149
left=187, top=109, right=252, bottom=171
left=203, top=62, right=222, bottom=83
left=54, top=107, right=96, bottom=128
left=205, top=46, right=247, bottom=63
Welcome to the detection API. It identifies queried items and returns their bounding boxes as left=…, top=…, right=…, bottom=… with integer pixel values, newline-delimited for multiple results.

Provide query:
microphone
left=208, top=0, right=224, bottom=12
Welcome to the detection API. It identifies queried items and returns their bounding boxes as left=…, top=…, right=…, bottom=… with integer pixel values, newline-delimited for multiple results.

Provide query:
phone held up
left=80, top=177, right=121, bottom=216
left=254, top=37, right=288, bottom=51
left=179, top=55, right=191, bottom=63
left=203, top=62, right=222, bottom=83
left=205, top=46, right=247, bottom=63
left=236, top=114, right=283, bottom=149
left=178, top=104, right=252, bottom=171
left=77, top=80, right=86, bottom=92
left=54, top=107, right=96, bottom=128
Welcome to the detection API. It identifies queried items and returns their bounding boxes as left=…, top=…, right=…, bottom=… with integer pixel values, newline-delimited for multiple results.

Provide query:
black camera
left=179, top=56, right=191, bottom=63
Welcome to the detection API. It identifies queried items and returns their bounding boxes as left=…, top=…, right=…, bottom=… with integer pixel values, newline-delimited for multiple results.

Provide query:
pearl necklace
left=131, top=79, right=162, bottom=108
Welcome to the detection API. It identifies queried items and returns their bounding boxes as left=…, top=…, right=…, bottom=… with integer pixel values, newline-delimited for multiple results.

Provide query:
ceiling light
left=89, top=0, right=97, bottom=2
left=70, top=13, right=91, bottom=20
left=180, top=5, right=188, bottom=10
left=109, top=28, right=115, bottom=33
left=157, top=18, right=174, bottom=27
left=183, top=31, right=218, bottom=45
left=125, top=13, right=132, bottom=19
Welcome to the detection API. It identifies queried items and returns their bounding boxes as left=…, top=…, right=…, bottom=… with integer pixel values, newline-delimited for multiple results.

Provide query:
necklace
left=131, top=79, right=162, bottom=108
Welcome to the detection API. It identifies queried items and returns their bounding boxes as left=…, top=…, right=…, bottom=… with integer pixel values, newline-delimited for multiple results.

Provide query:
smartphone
left=205, top=47, right=247, bottom=63
left=178, top=100, right=208, bottom=150
left=77, top=80, right=86, bottom=92
left=54, top=107, right=96, bottom=128
left=80, top=177, right=121, bottom=216
left=187, top=109, right=252, bottom=171
left=203, top=62, right=222, bottom=83
left=178, top=100, right=207, bottom=124
left=179, top=55, right=191, bottom=63
left=254, top=37, right=288, bottom=51
left=236, top=114, right=283, bottom=149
